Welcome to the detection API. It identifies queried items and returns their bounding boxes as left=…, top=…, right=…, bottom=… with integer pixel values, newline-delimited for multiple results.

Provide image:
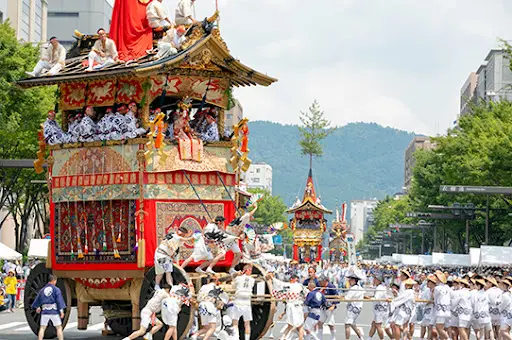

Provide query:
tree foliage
left=0, top=21, right=55, bottom=251
left=363, top=100, right=512, bottom=255
left=298, top=100, right=335, bottom=167
left=247, top=188, right=288, bottom=226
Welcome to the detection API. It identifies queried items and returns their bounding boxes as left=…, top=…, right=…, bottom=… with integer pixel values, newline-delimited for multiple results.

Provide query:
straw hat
left=500, top=279, right=512, bottom=287
left=486, top=276, right=499, bottom=287
left=403, top=278, right=417, bottom=286
left=435, top=271, right=447, bottom=284
left=400, top=269, right=411, bottom=278
left=459, top=278, right=471, bottom=287
left=427, top=274, right=437, bottom=284
left=475, top=278, right=487, bottom=287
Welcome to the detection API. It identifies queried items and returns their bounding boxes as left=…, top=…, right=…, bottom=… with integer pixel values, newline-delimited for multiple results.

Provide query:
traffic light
left=464, top=203, right=475, bottom=219
left=451, top=202, right=462, bottom=217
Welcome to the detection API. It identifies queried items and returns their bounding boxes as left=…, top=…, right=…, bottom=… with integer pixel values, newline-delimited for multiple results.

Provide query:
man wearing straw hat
left=433, top=271, right=451, bottom=340
left=472, top=277, right=492, bottom=340
left=454, top=277, right=473, bottom=340
left=368, top=274, right=389, bottom=340
left=420, top=274, right=438, bottom=340
left=389, top=278, right=417, bottom=340
left=344, top=271, right=364, bottom=339
left=499, top=278, right=512, bottom=340
left=318, top=275, right=338, bottom=340
left=486, top=276, right=503, bottom=339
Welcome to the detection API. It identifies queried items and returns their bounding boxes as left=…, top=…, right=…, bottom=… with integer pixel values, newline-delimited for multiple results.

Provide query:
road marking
left=15, top=325, right=32, bottom=332
left=0, top=322, right=26, bottom=331
left=86, top=323, right=105, bottom=331
left=65, top=322, right=78, bottom=330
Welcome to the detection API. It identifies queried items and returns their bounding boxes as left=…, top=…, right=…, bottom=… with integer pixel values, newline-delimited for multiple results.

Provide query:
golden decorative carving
left=180, top=49, right=221, bottom=71
left=207, top=11, right=219, bottom=23
left=46, top=156, right=55, bottom=166
left=211, top=28, right=230, bottom=52
left=180, top=25, right=204, bottom=51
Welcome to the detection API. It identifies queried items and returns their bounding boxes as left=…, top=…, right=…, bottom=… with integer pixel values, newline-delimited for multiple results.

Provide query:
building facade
left=47, top=0, right=112, bottom=46
left=0, top=0, right=48, bottom=43
left=460, top=72, right=478, bottom=116
left=224, top=98, right=243, bottom=136
left=349, top=199, right=378, bottom=243
left=242, top=162, right=272, bottom=193
left=462, top=49, right=512, bottom=112
left=404, top=136, right=436, bottom=191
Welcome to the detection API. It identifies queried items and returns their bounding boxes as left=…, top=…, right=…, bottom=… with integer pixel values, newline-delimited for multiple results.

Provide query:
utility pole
left=433, top=225, right=437, bottom=252
left=485, top=195, right=489, bottom=245
left=421, top=227, right=425, bottom=254
left=410, top=232, right=413, bottom=253
left=466, top=219, right=470, bottom=254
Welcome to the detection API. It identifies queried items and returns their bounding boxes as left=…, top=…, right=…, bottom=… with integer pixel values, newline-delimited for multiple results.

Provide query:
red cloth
left=109, top=0, right=153, bottom=61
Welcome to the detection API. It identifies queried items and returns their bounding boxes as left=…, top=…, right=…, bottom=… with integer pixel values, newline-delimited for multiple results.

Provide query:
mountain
left=248, top=121, right=416, bottom=212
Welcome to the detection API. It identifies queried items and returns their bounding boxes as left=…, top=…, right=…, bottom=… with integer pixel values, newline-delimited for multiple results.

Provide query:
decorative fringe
left=116, top=233, right=121, bottom=243
left=77, top=249, right=84, bottom=259
left=113, top=249, right=120, bottom=259
left=137, top=239, right=145, bottom=268
left=102, top=241, right=107, bottom=252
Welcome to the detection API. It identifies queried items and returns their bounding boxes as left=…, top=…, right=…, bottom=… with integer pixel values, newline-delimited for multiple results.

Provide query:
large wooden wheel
left=236, top=263, right=276, bottom=340
left=139, top=264, right=195, bottom=340
left=24, top=263, right=72, bottom=339
left=106, top=316, right=133, bottom=336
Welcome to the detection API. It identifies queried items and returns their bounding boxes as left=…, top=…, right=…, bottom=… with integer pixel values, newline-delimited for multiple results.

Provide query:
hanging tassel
left=116, top=233, right=121, bottom=243
left=114, top=248, right=121, bottom=259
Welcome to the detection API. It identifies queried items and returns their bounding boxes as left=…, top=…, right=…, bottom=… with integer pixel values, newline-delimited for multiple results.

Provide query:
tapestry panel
left=55, top=200, right=136, bottom=263
left=59, top=83, right=87, bottom=110
left=147, top=145, right=233, bottom=173
left=52, top=145, right=139, bottom=176
left=86, top=80, right=116, bottom=106
left=155, top=202, right=225, bottom=259
left=117, top=77, right=144, bottom=104
left=164, top=76, right=229, bottom=108
left=52, top=184, right=140, bottom=203
left=145, top=184, right=234, bottom=201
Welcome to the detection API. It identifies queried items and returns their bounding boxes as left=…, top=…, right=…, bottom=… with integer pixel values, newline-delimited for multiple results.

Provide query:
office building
left=350, top=199, right=378, bottom=243
left=0, top=0, right=48, bottom=43
left=461, top=49, right=512, bottom=115
left=404, top=136, right=436, bottom=191
left=224, top=98, right=243, bottom=136
left=242, top=162, right=273, bottom=194
left=47, top=0, right=112, bottom=46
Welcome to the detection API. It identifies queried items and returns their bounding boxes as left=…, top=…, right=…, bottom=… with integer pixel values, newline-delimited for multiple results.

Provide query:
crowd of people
left=26, top=0, right=198, bottom=78
left=42, top=102, right=223, bottom=146
left=0, top=260, right=37, bottom=313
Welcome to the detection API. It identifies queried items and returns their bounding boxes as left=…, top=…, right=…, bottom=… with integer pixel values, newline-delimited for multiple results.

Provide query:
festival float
left=16, top=2, right=277, bottom=339
left=329, top=203, right=348, bottom=262
left=286, top=169, right=332, bottom=262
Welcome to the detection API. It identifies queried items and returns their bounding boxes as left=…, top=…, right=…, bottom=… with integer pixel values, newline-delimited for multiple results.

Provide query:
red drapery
left=316, top=245, right=322, bottom=262
left=109, top=0, right=153, bottom=61
left=293, top=244, right=299, bottom=261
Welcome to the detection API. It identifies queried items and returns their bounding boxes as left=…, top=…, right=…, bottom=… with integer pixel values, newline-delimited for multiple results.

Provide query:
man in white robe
left=123, top=102, right=147, bottom=139
left=175, top=0, right=197, bottom=25
left=87, top=28, right=118, bottom=71
left=26, top=37, right=66, bottom=77
left=147, top=0, right=173, bottom=29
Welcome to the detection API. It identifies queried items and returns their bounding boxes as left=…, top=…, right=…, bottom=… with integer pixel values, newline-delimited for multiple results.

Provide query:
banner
left=346, top=233, right=357, bottom=267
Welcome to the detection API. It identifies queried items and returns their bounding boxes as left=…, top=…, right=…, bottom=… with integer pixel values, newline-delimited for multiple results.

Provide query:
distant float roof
left=287, top=168, right=332, bottom=214
left=16, top=24, right=277, bottom=89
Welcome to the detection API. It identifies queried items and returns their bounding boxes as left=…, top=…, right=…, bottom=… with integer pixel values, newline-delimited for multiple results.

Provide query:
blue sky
left=147, top=0, right=512, bottom=135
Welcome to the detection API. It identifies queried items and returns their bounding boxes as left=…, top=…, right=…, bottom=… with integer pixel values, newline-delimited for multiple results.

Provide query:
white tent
left=470, top=248, right=481, bottom=266
left=378, top=255, right=393, bottom=263
left=418, top=255, right=433, bottom=266
left=28, top=239, right=50, bottom=258
left=432, top=252, right=470, bottom=267
left=479, top=246, right=512, bottom=266
left=0, top=242, right=22, bottom=261
left=392, top=253, right=403, bottom=263
left=401, top=254, right=419, bottom=265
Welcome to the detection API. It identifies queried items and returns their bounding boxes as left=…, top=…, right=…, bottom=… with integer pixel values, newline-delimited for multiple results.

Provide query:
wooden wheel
left=235, top=263, right=276, bottom=340
left=139, top=265, right=195, bottom=340
left=24, top=263, right=72, bottom=339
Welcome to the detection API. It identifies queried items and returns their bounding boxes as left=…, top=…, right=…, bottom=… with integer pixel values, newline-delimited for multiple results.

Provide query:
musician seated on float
left=147, top=0, right=173, bottom=31
left=86, top=28, right=119, bottom=71
left=198, top=113, right=220, bottom=143
left=154, top=25, right=187, bottom=60
left=175, top=0, right=198, bottom=25
left=26, top=36, right=66, bottom=77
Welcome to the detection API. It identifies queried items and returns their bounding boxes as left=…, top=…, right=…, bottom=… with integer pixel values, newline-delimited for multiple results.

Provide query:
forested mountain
left=248, top=121, right=416, bottom=211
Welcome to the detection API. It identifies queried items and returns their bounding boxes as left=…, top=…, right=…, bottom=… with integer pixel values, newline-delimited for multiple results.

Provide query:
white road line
left=0, top=322, right=26, bottom=331
left=64, top=322, right=78, bottom=330
left=87, top=323, right=106, bottom=331
left=15, top=325, right=32, bottom=332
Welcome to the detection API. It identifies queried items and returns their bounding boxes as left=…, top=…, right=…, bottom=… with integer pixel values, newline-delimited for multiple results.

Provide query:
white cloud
left=187, top=0, right=512, bottom=134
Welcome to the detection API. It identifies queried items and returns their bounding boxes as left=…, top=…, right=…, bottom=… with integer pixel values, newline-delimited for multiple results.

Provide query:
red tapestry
left=162, top=76, right=229, bottom=108
left=117, top=78, right=144, bottom=104
left=76, top=278, right=131, bottom=289
left=87, top=80, right=116, bottom=106
left=60, top=83, right=87, bottom=110
left=148, top=75, right=166, bottom=102
left=54, top=200, right=136, bottom=264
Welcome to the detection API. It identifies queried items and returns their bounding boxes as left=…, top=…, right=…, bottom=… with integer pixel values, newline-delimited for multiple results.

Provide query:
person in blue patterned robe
left=43, top=110, right=70, bottom=145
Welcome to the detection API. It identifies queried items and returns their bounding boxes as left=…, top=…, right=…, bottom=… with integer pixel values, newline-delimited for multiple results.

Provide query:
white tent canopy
left=0, top=242, right=22, bottom=261
left=470, top=248, right=481, bottom=266
left=418, top=255, right=433, bottom=266
left=28, top=239, right=50, bottom=259
left=432, top=252, right=470, bottom=267
left=401, top=254, right=419, bottom=265
left=479, top=246, right=512, bottom=266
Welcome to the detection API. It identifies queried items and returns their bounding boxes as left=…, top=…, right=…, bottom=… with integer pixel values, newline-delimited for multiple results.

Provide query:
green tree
left=298, top=100, right=335, bottom=168
left=0, top=20, right=55, bottom=251
left=248, top=188, right=288, bottom=225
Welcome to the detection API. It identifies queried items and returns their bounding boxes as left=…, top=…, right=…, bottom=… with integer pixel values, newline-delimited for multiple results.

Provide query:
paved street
left=0, top=303, right=431, bottom=339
